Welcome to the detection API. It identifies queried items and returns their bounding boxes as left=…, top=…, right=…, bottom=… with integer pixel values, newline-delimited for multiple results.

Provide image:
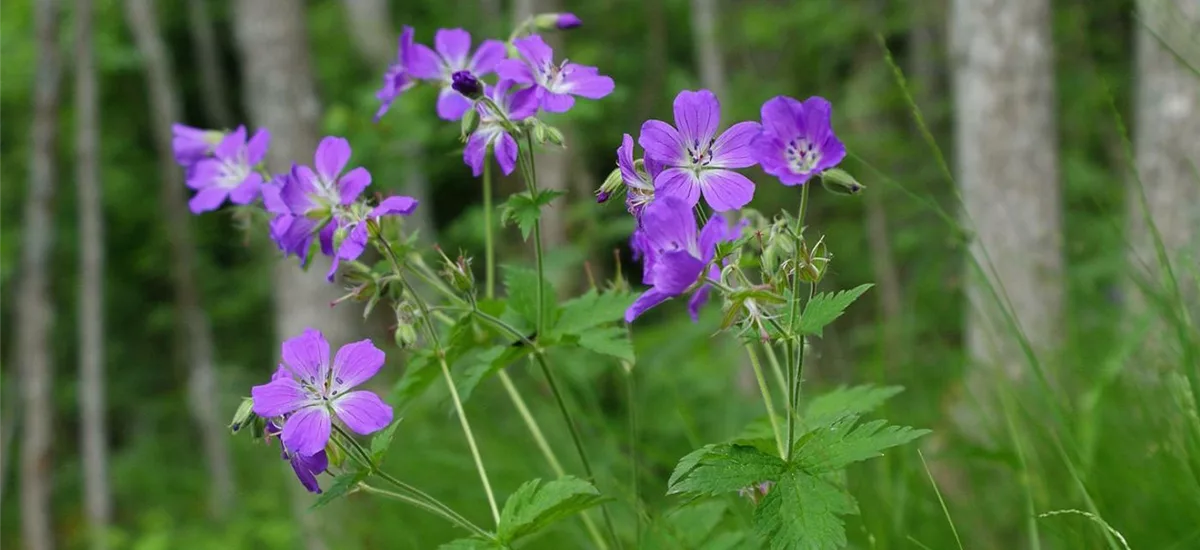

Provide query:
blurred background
left=2, top=0, right=1198, bottom=548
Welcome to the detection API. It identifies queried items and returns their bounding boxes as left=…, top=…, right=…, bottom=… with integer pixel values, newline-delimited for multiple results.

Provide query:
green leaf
left=311, top=469, right=368, bottom=510
left=391, top=352, right=440, bottom=410
left=501, top=189, right=565, bottom=240
left=752, top=470, right=858, bottom=550
left=502, top=266, right=557, bottom=332
left=576, top=326, right=635, bottom=362
left=457, top=345, right=534, bottom=404
left=370, top=419, right=402, bottom=465
left=792, top=415, right=930, bottom=473
left=497, top=476, right=607, bottom=544
left=802, top=385, right=904, bottom=429
left=438, top=537, right=502, bottom=550
left=793, top=283, right=873, bottom=337
left=553, top=289, right=635, bottom=336
left=667, top=444, right=787, bottom=496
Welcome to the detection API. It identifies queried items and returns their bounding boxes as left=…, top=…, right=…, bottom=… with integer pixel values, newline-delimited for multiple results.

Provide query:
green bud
left=229, top=397, right=255, bottom=434
left=531, top=121, right=548, bottom=144
left=249, top=416, right=265, bottom=439
left=460, top=107, right=479, bottom=141
left=326, top=439, right=346, bottom=469
left=394, top=322, right=418, bottom=349
left=819, top=168, right=865, bottom=196
left=306, top=205, right=332, bottom=222
left=204, top=130, right=227, bottom=146
left=333, top=224, right=349, bottom=251
left=598, top=167, right=625, bottom=198
left=544, top=125, right=566, bottom=146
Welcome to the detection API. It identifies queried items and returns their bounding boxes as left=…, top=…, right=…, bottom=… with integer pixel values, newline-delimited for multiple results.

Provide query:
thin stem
left=744, top=344, right=785, bottom=457
left=761, top=342, right=788, bottom=397
left=360, top=484, right=493, bottom=539
left=625, top=364, right=644, bottom=546
left=515, top=138, right=621, bottom=548
left=438, top=353, right=501, bottom=525
left=499, top=371, right=564, bottom=475
left=784, top=184, right=811, bottom=462
left=483, top=159, right=496, bottom=300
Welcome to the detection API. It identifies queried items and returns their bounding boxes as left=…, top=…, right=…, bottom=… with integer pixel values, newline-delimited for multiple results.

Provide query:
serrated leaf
left=311, top=469, right=368, bottom=510
left=502, top=266, right=557, bottom=333
left=792, top=415, right=930, bottom=473
left=553, top=289, right=635, bottom=336
left=457, top=345, right=534, bottom=404
left=576, top=327, right=635, bottom=362
left=501, top=189, right=565, bottom=240
left=370, top=419, right=402, bottom=465
left=667, top=444, right=787, bottom=496
left=497, top=476, right=607, bottom=544
left=802, top=385, right=904, bottom=429
left=438, top=537, right=501, bottom=549
left=659, top=501, right=729, bottom=548
left=391, top=353, right=440, bottom=410
left=787, top=283, right=873, bottom=337
left=753, top=470, right=857, bottom=550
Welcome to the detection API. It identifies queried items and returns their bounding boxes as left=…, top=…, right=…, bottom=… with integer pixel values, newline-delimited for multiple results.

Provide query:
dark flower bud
left=451, top=71, right=484, bottom=100
left=229, top=397, right=255, bottom=433
left=596, top=191, right=610, bottom=203
left=533, top=12, right=582, bottom=31
left=819, top=168, right=865, bottom=196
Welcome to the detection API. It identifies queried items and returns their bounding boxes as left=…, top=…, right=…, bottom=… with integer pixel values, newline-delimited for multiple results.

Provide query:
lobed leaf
left=575, top=326, right=635, bottom=362
left=752, top=470, right=858, bottom=550
left=553, top=289, right=635, bottom=336
left=497, top=476, right=608, bottom=544
left=792, top=415, right=930, bottom=473
left=369, top=419, right=403, bottom=466
left=786, top=283, right=874, bottom=337
left=501, top=189, right=565, bottom=240
left=667, top=444, right=787, bottom=497
left=311, top=469, right=369, bottom=510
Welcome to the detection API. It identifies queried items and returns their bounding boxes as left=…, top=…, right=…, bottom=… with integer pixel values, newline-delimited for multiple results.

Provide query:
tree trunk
left=18, top=1, right=62, bottom=548
left=340, top=0, right=437, bottom=243
left=185, top=0, right=233, bottom=127
left=77, top=0, right=113, bottom=546
left=123, top=0, right=236, bottom=518
left=1128, top=0, right=1200, bottom=317
left=950, top=0, right=1063, bottom=385
left=688, top=0, right=728, bottom=102
left=233, top=2, right=358, bottom=548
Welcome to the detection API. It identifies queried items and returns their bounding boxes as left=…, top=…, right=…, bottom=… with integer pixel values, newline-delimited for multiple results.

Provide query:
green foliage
left=496, top=476, right=608, bottom=545
left=439, top=537, right=503, bottom=550
left=311, top=469, right=369, bottom=510
left=370, top=419, right=403, bottom=466
left=643, top=501, right=746, bottom=550
left=667, top=444, right=787, bottom=497
left=795, top=284, right=874, bottom=337
left=551, top=289, right=635, bottom=336
left=391, top=351, right=440, bottom=410
left=791, top=415, right=930, bottom=473
left=801, top=385, right=905, bottom=429
left=502, top=266, right=557, bottom=333
left=501, top=189, right=566, bottom=240
left=753, top=470, right=858, bottom=550
left=575, top=326, right=635, bottom=362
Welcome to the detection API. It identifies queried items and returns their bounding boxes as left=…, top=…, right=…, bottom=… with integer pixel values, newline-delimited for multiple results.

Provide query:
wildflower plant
left=198, top=13, right=925, bottom=549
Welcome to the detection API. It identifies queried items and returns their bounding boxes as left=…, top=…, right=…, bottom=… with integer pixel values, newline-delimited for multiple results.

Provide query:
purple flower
left=251, top=329, right=394, bottom=456
left=172, top=124, right=224, bottom=166
left=185, top=126, right=270, bottom=214
left=639, top=90, right=761, bottom=212
left=464, top=80, right=538, bottom=176
left=616, top=133, right=662, bottom=218
left=325, top=195, right=419, bottom=281
left=265, top=419, right=328, bottom=494
left=625, top=196, right=742, bottom=322
left=375, top=26, right=420, bottom=121
left=451, top=70, right=484, bottom=100
left=752, top=96, right=846, bottom=186
left=554, top=13, right=583, bottom=29
left=408, top=29, right=507, bottom=121
left=496, top=35, right=613, bottom=113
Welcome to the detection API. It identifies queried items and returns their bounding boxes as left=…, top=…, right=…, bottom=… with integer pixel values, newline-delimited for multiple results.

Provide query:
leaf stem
left=483, top=158, right=496, bottom=300
left=784, top=183, right=811, bottom=461
left=744, top=343, right=786, bottom=457
left=359, top=483, right=493, bottom=539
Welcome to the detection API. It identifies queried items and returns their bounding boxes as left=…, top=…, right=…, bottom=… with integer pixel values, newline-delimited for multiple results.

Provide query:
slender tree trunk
left=636, top=0, right=669, bottom=122
left=18, top=1, right=62, bottom=548
left=233, top=2, right=357, bottom=548
left=340, top=0, right=437, bottom=243
left=124, top=0, right=236, bottom=518
left=1128, top=0, right=1200, bottom=317
left=950, top=0, right=1063, bottom=385
left=77, top=0, right=113, bottom=546
left=688, top=0, right=728, bottom=102
left=185, top=0, right=233, bottom=127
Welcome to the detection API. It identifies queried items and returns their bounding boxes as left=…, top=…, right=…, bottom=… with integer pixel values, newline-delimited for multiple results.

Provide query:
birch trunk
left=77, top=0, right=113, bottom=545
left=185, top=0, right=233, bottom=126
left=688, top=0, right=727, bottom=102
left=18, top=1, right=62, bottom=548
left=950, top=0, right=1064, bottom=385
left=124, top=0, right=236, bottom=518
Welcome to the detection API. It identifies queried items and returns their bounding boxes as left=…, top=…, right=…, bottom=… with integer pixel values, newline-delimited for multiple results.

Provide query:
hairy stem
left=784, top=183, right=811, bottom=461
left=745, top=344, right=785, bottom=457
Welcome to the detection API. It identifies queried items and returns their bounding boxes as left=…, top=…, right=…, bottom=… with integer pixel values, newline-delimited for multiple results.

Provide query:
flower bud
left=596, top=191, right=610, bottom=203
left=533, top=12, right=582, bottom=31
left=460, top=107, right=479, bottom=141
left=451, top=71, right=484, bottom=100
left=597, top=167, right=626, bottom=203
left=229, top=397, right=255, bottom=433
left=543, top=125, right=566, bottom=146
left=819, top=168, right=865, bottom=196
left=394, top=322, right=418, bottom=349
left=325, top=438, right=346, bottom=468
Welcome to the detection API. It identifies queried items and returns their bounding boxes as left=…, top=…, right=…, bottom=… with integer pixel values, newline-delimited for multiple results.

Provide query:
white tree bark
left=77, top=0, right=113, bottom=546
left=950, top=0, right=1064, bottom=381
left=1129, top=0, right=1200, bottom=311
left=185, top=0, right=233, bottom=127
left=123, top=0, right=236, bottom=518
left=233, top=1, right=359, bottom=547
left=688, top=0, right=728, bottom=102
left=19, top=1, right=62, bottom=548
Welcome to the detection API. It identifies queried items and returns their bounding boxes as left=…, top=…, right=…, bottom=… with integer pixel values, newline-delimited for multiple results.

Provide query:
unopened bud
left=597, top=167, right=626, bottom=203
left=451, top=70, right=484, bottom=100
left=596, top=191, right=610, bottom=203
left=532, top=122, right=548, bottom=144
left=325, top=439, right=346, bottom=468
left=819, top=168, right=865, bottom=196
left=229, top=397, right=255, bottom=433
left=460, top=107, right=479, bottom=141
left=533, top=12, right=582, bottom=31
left=544, top=125, right=565, bottom=146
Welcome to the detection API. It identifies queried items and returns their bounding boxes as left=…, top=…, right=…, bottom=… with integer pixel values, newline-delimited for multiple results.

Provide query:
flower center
left=541, top=59, right=570, bottom=92
left=686, top=138, right=716, bottom=168
left=786, top=138, right=820, bottom=173
left=217, top=152, right=250, bottom=189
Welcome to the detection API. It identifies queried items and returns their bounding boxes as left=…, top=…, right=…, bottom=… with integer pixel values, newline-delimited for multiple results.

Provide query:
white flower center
left=786, top=138, right=820, bottom=173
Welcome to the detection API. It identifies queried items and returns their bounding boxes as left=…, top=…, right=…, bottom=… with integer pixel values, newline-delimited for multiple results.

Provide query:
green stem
left=514, top=139, right=622, bottom=548
left=360, top=484, right=493, bottom=539
left=499, top=371, right=564, bottom=476
left=744, top=344, right=786, bottom=457
left=437, top=352, right=501, bottom=525
left=625, top=363, right=644, bottom=546
left=483, top=159, right=496, bottom=300
left=784, top=184, right=811, bottom=461
left=761, top=342, right=788, bottom=399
